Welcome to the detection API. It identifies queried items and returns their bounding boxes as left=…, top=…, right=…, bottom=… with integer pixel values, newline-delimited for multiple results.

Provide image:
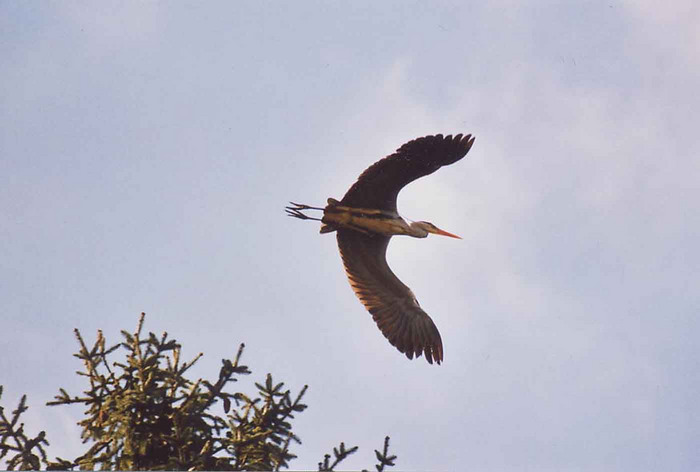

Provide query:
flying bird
left=286, top=133, right=475, bottom=365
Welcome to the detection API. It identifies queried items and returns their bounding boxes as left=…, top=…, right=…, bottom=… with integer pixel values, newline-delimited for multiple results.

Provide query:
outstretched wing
left=340, top=133, right=475, bottom=213
left=336, top=229, right=444, bottom=364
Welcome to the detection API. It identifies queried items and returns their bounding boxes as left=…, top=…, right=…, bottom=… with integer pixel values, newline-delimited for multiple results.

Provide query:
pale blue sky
left=2, top=2, right=699, bottom=470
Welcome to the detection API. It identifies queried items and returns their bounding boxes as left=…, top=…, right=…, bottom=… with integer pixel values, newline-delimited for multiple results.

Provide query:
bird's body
left=320, top=199, right=439, bottom=238
left=287, top=133, right=475, bottom=365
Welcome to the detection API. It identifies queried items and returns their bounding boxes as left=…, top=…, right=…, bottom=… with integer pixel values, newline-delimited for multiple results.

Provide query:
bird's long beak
left=431, top=227, right=462, bottom=239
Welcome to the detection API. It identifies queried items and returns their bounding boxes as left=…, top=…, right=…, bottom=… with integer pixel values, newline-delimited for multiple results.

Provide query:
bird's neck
left=406, top=222, right=429, bottom=238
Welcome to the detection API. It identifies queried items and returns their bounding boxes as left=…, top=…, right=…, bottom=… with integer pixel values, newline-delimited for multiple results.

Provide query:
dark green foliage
left=371, top=436, right=397, bottom=472
left=318, top=441, right=359, bottom=471
left=0, top=313, right=397, bottom=471
left=318, top=436, right=395, bottom=472
left=0, top=387, right=50, bottom=470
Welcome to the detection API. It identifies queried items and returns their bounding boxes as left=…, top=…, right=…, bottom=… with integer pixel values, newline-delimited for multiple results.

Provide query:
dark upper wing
left=340, top=133, right=475, bottom=212
left=336, top=229, right=444, bottom=364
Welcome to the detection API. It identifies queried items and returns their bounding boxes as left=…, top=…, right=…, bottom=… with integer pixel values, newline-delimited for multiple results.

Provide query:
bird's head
left=409, top=221, right=462, bottom=239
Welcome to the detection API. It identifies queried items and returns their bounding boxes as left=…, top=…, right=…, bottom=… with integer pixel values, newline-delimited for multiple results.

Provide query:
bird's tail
left=319, top=223, right=337, bottom=233
left=319, top=198, right=341, bottom=233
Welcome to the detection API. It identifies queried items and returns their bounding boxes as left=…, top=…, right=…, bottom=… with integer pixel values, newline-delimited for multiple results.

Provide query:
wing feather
left=340, top=133, right=475, bottom=212
left=336, top=229, right=444, bottom=364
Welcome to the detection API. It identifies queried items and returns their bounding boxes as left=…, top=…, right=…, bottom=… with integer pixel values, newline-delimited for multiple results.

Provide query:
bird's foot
left=288, top=202, right=325, bottom=211
left=286, top=202, right=323, bottom=221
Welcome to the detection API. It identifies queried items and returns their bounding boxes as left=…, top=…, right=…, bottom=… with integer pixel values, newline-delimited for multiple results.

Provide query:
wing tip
left=450, top=132, right=476, bottom=159
left=398, top=326, right=444, bottom=366
left=424, top=341, right=444, bottom=365
left=403, top=344, right=443, bottom=365
left=413, top=132, right=476, bottom=165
